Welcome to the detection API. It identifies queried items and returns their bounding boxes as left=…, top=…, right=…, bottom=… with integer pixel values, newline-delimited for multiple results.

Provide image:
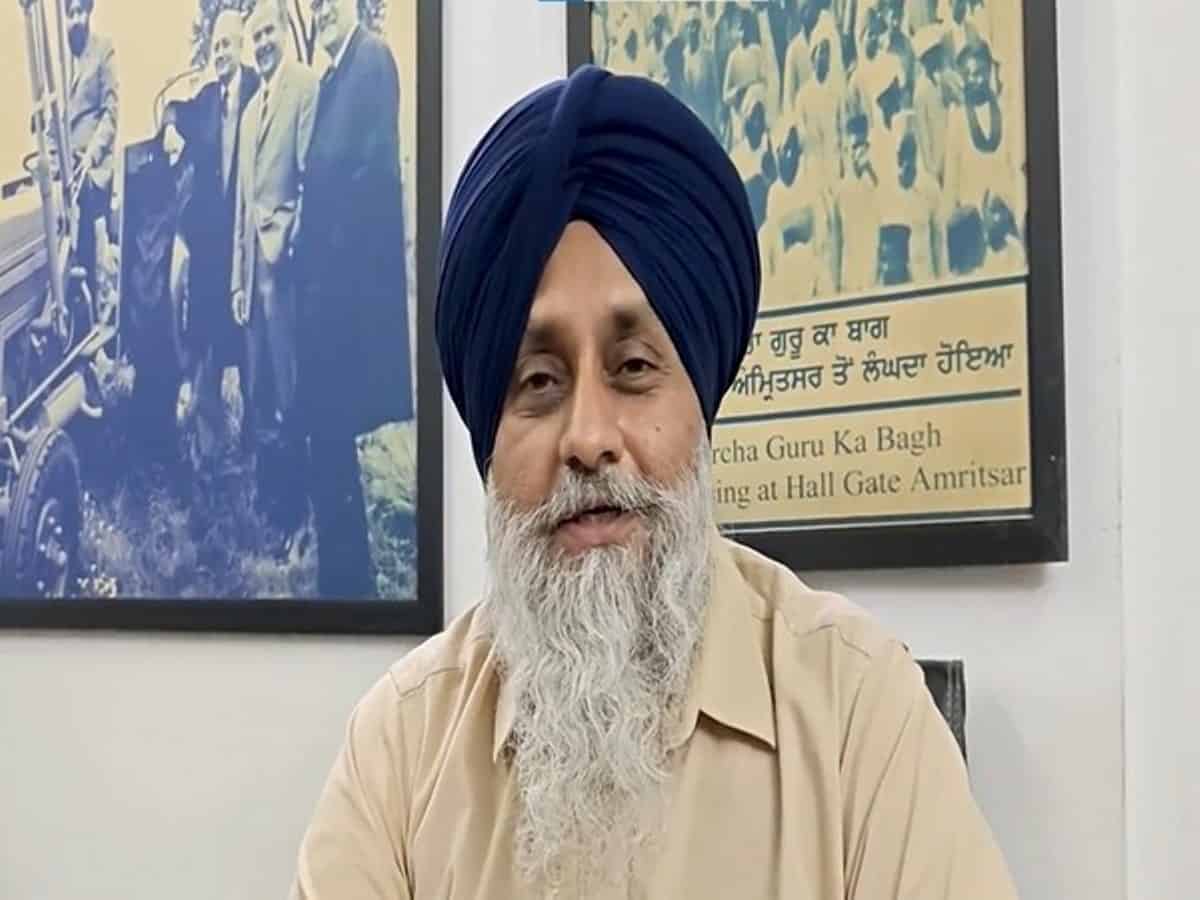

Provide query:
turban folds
left=437, top=65, right=761, bottom=476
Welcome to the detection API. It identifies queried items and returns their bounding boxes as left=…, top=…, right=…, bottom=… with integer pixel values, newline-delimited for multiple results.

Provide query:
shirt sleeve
left=289, top=673, right=415, bottom=900
left=840, top=640, right=1020, bottom=899
left=90, top=41, right=119, bottom=162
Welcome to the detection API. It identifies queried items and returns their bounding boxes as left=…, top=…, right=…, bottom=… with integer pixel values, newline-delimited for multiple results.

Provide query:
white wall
left=1117, top=2, right=1200, bottom=898
left=0, top=1, right=1192, bottom=898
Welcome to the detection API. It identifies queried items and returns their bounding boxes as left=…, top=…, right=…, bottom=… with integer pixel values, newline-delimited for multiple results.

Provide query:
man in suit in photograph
left=295, top=0, right=412, bottom=599
left=163, top=10, right=260, bottom=468
left=232, top=0, right=318, bottom=539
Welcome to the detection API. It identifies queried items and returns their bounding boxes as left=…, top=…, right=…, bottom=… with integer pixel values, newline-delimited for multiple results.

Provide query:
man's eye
left=619, top=357, right=654, bottom=376
left=521, top=372, right=556, bottom=392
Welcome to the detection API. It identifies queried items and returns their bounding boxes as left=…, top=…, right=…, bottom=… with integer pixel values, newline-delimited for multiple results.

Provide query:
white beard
left=482, top=438, right=715, bottom=892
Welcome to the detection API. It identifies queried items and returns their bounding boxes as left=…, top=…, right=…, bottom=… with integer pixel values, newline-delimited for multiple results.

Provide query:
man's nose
left=559, top=369, right=624, bottom=474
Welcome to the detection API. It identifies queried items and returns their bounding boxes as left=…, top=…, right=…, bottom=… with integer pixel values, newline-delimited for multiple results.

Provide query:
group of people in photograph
left=45, top=0, right=413, bottom=598
left=595, top=0, right=1029, bottom=302
left=165, top=0, right=412, bottom=598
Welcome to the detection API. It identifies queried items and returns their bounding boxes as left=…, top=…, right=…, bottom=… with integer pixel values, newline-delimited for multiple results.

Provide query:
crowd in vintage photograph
left=594, top=0, right=1029, bottom=302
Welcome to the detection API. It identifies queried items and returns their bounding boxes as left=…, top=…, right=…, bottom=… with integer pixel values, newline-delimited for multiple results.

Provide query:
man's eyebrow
left=610, top=301, right=658, bottom=338
left=516, top=319, right=558, bottom=355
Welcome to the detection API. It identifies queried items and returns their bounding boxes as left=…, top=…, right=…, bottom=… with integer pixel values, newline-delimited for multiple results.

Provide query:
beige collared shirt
left=290, top=536, right=1018, bottom=899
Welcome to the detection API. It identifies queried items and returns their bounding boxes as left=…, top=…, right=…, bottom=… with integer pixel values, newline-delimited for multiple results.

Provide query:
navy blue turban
left=437, top=65, right=761, bottom=477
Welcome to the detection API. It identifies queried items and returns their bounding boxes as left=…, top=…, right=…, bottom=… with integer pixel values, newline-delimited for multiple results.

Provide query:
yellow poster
left=594, top=0, right=1035, bottom=532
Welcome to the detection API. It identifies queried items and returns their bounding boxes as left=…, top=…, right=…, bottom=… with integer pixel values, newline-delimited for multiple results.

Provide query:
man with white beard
left=290, top=66, right=1019, bottom=899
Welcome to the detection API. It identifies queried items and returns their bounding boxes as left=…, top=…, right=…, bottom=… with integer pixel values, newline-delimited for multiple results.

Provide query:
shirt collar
left=222, top=67, right=242, bottom=104
left=330, top=23, right=359, bottom=74
left=665, top=531, right=777, bottom=752
left=488, top=531, right=778, bottom=763
left=261, top=60, right=282, bottom=92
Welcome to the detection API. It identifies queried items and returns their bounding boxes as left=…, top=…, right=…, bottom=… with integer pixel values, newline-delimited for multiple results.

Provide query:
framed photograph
left=569, top=0, right=1066, bottom=570
left=0, top=0, right=442, bottom=632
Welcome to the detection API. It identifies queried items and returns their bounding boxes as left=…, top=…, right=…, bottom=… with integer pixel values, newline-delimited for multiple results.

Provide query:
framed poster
left=0, top=0, right=442, bottom=632
left=569, top=0, right=1066, bottom=569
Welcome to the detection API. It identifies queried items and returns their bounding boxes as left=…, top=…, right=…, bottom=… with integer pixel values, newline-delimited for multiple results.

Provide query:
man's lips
left=553, top=505, right=641, bottom=552
left=558, top=505, right=626, bottom=527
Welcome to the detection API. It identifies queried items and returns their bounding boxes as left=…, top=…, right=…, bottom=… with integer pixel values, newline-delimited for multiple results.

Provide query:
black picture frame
left=568, top=1, right=1066, bottom=570
left=0, top=0, right=443, bottom=633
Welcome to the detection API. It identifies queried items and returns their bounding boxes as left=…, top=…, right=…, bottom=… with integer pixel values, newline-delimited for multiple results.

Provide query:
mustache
left=519, top=467, right=683, bottom=534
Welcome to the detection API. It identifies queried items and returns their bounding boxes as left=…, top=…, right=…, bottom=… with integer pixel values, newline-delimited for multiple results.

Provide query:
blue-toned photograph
left=0, top=0, right=427, bottom=607
left=591, top=0, right=1029, bottom=307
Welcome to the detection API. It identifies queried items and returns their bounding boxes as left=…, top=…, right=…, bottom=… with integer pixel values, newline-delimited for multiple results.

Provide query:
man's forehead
left=248, top=1, right=284, bottom=28
left=521, top=292, right=666, bottom=347
left=213, top=11, right=243, bottom=40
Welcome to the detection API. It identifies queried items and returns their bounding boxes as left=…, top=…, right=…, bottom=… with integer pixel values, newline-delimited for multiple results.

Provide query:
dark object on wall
left=569, top=2, right=1068, bottom=571
left=0, top=0, right=443, bottom=636
left=919, top=658, right=968, bottom=763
